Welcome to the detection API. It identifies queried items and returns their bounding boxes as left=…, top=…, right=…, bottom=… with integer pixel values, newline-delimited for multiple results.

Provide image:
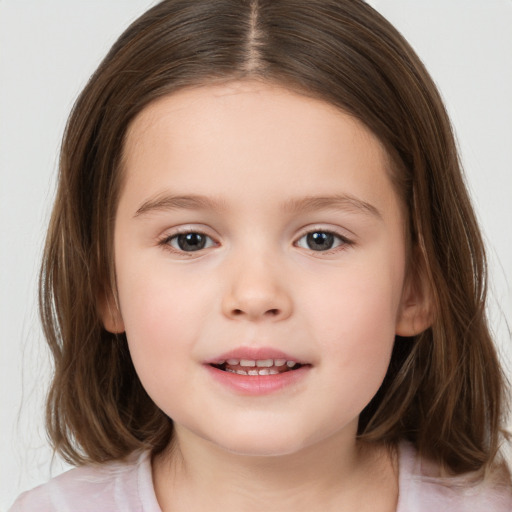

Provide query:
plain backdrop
left=1, top=1, right=511, bottom=509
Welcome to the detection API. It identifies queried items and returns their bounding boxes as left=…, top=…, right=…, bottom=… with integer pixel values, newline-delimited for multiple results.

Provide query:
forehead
left=124, top=80, right=386, bottom=158
left=120, top=80, right=397, bottom=216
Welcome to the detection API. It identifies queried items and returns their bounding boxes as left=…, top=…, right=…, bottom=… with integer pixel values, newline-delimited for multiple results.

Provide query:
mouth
left=205, top=349, right=311, bottom=394
left=210, top=358, right=305, bottom=376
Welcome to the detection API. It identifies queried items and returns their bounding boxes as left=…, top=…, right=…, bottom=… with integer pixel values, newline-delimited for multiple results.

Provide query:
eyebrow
left=134, top=194, right=227, bottom=217
left=282, top=195, right=382, bottom=219
left=134, top=192, right=381, bottom=219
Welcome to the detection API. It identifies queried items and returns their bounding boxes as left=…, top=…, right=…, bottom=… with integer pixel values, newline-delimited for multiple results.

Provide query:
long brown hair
left=40, top=0, right=508, bottom=473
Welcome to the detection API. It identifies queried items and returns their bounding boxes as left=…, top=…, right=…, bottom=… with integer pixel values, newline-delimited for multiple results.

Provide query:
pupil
left=307, top=232, right=334, bottom=251
left=178, top=233, right=206, bottom=251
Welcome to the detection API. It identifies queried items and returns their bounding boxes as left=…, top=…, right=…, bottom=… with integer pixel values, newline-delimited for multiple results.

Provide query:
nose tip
left=222, top=270, right=293, bottom=322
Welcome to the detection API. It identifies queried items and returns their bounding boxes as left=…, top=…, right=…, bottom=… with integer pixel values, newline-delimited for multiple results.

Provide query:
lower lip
left=205, top=365, right=310, bottom=395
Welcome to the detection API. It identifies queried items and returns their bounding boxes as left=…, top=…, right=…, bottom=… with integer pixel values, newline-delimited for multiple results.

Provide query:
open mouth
left=210, top=358, right=305, bottom=376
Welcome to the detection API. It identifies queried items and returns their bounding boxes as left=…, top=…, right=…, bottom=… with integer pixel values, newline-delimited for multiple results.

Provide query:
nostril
left=227, top=306, right=284, bottom=319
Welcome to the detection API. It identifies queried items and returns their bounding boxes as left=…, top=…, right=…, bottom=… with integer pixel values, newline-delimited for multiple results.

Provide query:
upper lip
left=205, top=346, right=308, bottom=365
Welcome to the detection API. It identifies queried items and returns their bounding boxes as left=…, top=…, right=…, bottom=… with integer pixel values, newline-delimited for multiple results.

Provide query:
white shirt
left=9, top=442, right=512, bottom=511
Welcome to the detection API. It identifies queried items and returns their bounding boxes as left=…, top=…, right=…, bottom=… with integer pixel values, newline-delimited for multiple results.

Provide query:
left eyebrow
left=282, top=194, right=382, bottom=219
left=134, top=193, right=226, bottom=217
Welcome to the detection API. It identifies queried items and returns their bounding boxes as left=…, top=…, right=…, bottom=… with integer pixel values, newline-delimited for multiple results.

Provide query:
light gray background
left=1, top=1, right=511, bottom=509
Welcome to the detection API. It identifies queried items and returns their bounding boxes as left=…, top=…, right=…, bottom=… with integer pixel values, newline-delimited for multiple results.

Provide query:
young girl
left=9, top=0, right=512, bottom=510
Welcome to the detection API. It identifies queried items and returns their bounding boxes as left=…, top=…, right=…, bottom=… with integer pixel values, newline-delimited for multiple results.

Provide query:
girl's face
left=106, top=81, right=425, bottom=457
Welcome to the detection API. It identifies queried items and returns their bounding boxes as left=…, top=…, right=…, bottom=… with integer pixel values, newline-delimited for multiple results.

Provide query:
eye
left=295, top=230, right=348, bottom=252
left=166, top=232, right=216, bottom=252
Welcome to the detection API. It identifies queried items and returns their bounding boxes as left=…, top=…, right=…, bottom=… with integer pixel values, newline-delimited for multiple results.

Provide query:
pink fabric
left=8, top=451, right=161, bottom=512
left=9, top=443, right=512, bottom=511
left=397, top=443, right=512, bottom=511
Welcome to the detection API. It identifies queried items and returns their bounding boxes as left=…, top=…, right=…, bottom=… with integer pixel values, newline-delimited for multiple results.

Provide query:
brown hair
left=40, top=0, right=508, bottom=473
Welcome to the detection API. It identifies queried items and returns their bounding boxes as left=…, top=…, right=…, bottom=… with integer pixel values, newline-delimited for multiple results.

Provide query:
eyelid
left=157, top=226, right=220, bottom=255
left=155, top=224, right=354, bottom=256
left=293, top=226, right=354, bottom=253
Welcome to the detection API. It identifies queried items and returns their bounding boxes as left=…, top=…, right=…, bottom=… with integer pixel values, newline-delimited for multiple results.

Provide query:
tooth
left=274, top=359, right=287, bottom=366
left=256, top=359, right=273, bottom=367
left=248, top=369, right=259, bottom=376
left=258, top=368, right=270, bottom=375
left=236, top=369, right=248, bottom=375
left=225, top=368, right=236, bottom=373
left=227, top=359, right=239, bottom=365
left=286, top=361, right=296, bottom=368
left=240, top=359, right=256, bottom=367
left=269, top=369, right=279, bottom=375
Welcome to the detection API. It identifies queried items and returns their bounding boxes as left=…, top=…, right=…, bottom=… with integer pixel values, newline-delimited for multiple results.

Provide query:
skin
left=102, top=81, right=431, bottom=511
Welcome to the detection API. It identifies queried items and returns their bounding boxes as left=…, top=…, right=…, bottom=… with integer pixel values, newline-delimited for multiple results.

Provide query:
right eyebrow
left=134, top=193, right=226, bottom=218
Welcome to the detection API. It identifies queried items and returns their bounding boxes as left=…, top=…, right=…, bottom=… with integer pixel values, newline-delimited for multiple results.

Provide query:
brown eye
left=169, top=232, right=214, bottom=252
left=296, top=231, right=347, bottom=252
left=306, top=232, right=334, bottom=251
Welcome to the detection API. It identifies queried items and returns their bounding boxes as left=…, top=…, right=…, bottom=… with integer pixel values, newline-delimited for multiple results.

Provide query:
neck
left=152, top=427, right=398, bottom=512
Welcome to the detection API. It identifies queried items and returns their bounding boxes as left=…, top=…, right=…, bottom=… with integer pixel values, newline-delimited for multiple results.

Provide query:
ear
left=395, top=258, right=434, bottom=337
left=98, top=289, right=125, bottom=334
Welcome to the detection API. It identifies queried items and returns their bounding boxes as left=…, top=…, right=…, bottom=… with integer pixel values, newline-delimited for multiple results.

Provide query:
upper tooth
left=256, top=359, right=273, bottom=367
left=228, top=358, right=299, bottom=368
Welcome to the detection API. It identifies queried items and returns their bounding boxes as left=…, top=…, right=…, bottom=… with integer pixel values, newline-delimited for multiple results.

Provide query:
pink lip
left=204, top=346, right=311, bottom=396
left=205, top=364, right=310, bottom=395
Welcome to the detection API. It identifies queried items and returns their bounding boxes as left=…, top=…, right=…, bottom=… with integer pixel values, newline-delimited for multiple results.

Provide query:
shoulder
left=8, top=451, right=161, bottom=512
left=397, top=442, right=512, bottom=512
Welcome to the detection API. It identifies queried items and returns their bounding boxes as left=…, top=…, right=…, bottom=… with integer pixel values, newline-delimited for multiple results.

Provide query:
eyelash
left=294, top=229, right=353, bottom=254
left=158, top=229, right=217, bottom=255
left=158, top=228, right=353, bottom=255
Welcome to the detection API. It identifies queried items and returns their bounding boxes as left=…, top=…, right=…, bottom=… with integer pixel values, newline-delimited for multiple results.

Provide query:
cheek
left=303, top=254, right=405, bottom=390
left=309, top=255, right=403, bottom=334
left=116, top=273, right=209, bottom=420
left=114, top=261, right=209, bottom=382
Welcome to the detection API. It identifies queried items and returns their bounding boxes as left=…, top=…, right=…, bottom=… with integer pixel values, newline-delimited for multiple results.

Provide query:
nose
left=221, top=254, right=293, bottom=322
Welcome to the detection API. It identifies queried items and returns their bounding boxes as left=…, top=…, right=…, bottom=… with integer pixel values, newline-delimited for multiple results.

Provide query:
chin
left=206, top=425, right=315, bottom=459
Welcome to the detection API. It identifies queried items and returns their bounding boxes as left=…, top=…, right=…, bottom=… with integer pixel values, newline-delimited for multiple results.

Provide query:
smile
left=211, top=358, right=303, bottom=376
left=205, top=349, right=310, bottom=395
